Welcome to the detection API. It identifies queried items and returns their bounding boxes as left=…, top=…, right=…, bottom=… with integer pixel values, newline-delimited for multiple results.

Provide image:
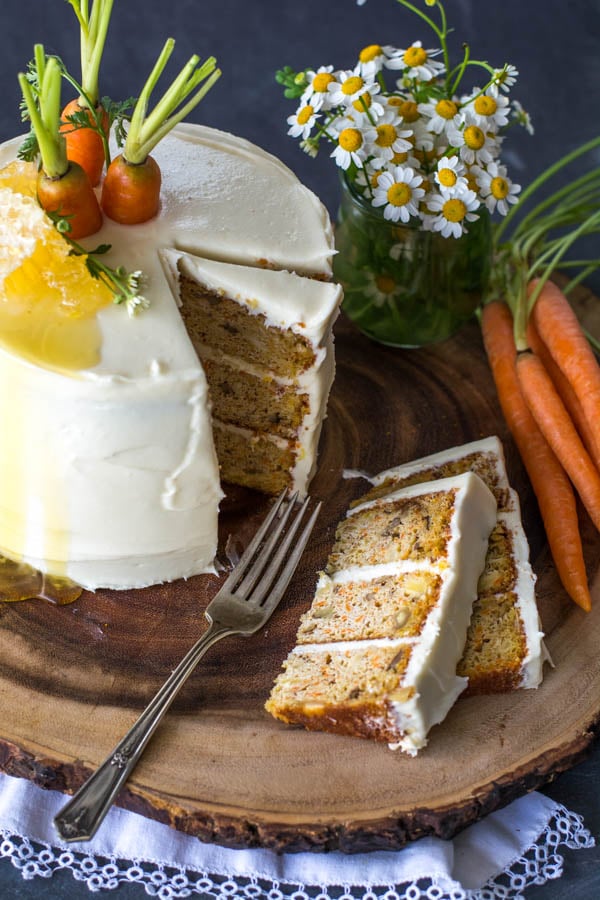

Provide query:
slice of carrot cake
left=266, top=472, right=497, bottom=755
left=360, top=436, right=547, bottom=693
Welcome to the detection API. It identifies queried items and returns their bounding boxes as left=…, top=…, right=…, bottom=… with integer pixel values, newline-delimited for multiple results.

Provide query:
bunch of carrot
left=18, top=1, right=221, bottom=239
left=480, top=137, right=600, bottom=611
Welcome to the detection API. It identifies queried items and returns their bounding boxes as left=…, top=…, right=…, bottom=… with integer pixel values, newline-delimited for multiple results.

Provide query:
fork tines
left=223, top=490, right=322, bottom=609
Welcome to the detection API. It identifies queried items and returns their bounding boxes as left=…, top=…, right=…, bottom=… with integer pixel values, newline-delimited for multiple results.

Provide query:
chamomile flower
left=301, top=66, right=338, bottom=111
left=371, top=165, right=425, bottom=223
left=392, top=41, right=445, bottom=81
left=367, top=111, right=413, bottom=161
left=512, top=100, right=534, bottom=135
left=330, top=117, right=376, bottom=169
left=357, top=43, right=386, bottom=78
left=348, top=82, right=385, bottom=119
left=448, top=122, right=499, bottom=166
left=492, top=64, right=519, bottom=93
left=287, top=102, right=320, bottom=139
left=327, top=69, right=376, bottom=108
left=364, top=270, right=403, bottom=308
left=472, top=162, right=521, bottom=215
left=464, top=88, right=510, bottom=130
left=426, top=184, right=480, bottom=238
left=418, top=96, right=462, bottom=138
left=434, top=155, right=467, bottom=191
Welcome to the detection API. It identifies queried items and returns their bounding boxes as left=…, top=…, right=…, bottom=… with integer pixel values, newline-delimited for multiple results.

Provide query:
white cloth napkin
left=0, top=770, right=594, bottom=898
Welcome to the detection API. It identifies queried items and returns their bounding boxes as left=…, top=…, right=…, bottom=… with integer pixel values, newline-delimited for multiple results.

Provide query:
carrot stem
left=66, top=0, right=114, bottom=107
left=18, top=50, right=67, bottom=179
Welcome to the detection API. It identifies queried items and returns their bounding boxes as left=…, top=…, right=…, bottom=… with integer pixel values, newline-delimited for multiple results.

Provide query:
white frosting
left=0, top=125, right=338, bottom=589
left=370, top=436, right=546, bottom=690
left=295, top=472, right=497, bottom=755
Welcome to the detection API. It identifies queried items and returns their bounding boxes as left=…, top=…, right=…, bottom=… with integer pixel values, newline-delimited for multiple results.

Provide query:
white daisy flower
left=434, top=155, right=467, bottom=191
left=330, top=118, right=375, bottom=170
left=327, top=68, right=377, bottom=108
left=356, top=43, right=386, bottom=78
left=371, top=165, right=425, bottom=223
left=364, top=270, right=401, bottom=308
left=512, top=100, right=535, bottom=135
left=390, top=41, right=445, bottom=81
left=301, top=66, right=338, bottom=111
left=418, top=96, right=462, bottom=136
left=366, top=110, right=413, bottom=162
left=491, top=64, right=519, bottom=93
left=426, top=184, right=480, bottom=239
left=472, top=162, right=521, bottom=215
left=348, top=82, right=385, bottom=119
left=287, top=102, right=320, bottom=139
left=463, top=88, right=510, bottom=130
left=448, top=122, right=499, bottom=166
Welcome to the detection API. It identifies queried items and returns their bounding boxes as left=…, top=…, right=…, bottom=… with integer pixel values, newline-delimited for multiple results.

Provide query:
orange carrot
left=101, top=154, right=162, bottom=225
left=60, top=98, right=109, bottom=186
left=516, top=351, right=600, bottom=532
left=526, top=317, right=600, bottom=470
left=531, top=279, right=600, bottom=465
left=18, top=51, right=102, bottom=240
left=36, top=161, right=103, bottom=239
left=481, top=300, right=591, bottom=611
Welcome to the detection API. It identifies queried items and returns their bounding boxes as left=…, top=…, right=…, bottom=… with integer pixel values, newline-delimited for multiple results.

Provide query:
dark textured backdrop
left=1, top=0, right=599, bottom=291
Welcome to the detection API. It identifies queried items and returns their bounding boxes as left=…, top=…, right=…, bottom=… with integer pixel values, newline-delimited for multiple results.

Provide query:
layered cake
left=359, top=437, right=547, bottom=693
left=266, top=472, right=497, bottom=755
left=0, top=124, right=340, bottom=591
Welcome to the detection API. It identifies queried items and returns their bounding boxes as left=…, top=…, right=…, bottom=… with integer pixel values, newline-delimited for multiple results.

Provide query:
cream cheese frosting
left=0, top=125, right=338, bottom=590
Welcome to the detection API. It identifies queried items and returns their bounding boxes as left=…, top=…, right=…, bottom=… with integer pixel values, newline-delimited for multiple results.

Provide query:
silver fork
left=54, top=490, right=321, bottom=843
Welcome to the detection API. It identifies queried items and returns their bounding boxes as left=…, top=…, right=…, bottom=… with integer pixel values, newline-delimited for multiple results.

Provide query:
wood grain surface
left=1, top=297, right=600, bottom=854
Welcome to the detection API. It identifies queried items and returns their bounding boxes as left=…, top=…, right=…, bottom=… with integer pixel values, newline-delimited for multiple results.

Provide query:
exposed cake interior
left=266, top=471, right=497, bottom=755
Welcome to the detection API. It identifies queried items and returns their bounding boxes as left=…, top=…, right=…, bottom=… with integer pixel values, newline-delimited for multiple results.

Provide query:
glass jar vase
left=333, top=176, right=492, bottom=347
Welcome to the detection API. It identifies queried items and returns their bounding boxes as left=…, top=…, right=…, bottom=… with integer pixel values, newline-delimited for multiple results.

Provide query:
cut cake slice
left=361, top=436, right=547, bottom=693
left=266, top=471, right=497, bottom=755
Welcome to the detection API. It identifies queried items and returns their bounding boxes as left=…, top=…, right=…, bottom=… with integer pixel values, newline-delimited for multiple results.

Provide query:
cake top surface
left=0, top=124, right=336, bottom=381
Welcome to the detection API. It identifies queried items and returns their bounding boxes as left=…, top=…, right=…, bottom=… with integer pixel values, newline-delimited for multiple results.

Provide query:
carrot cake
left=266, top=472, right=497, bottom=755
left=0, top=124, right=340, bottom=590
left=360, top=436, right=547, bottom=692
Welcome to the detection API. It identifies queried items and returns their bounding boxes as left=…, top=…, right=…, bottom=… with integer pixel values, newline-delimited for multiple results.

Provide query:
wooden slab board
left=2, top=294, right=600, bottom=854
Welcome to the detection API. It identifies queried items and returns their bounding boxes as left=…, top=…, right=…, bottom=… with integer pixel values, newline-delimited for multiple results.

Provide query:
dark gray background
left=1, top=0, right=599, bottom=896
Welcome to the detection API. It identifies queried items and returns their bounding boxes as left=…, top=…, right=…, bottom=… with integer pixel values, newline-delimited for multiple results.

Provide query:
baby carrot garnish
left=18, top=46, right=102, bottom=240
left=101, top=39, right=221, bottom=224
left=59, top=0, right=114, bottom=185
left=516, top=350, right=600, bottom=533
left=481, top=300, right=591, bottom=612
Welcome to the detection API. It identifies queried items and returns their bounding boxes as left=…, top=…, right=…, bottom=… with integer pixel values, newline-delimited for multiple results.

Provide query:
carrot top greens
left=66, top=0, right=114, bottom=108
left=18, top=46, right=67, bottom=179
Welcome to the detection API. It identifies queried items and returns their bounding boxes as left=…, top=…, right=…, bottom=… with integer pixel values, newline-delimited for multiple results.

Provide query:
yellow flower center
left=387, top=98, right=419, bottom=122
left=466, top=171, right=479, bottom=192
left=296, top=105, right=314, bottom=126
left=375, top=274, right=396, bottom=294
left=370, top=171, right=383, bottom=188
left=442, top=198, right=467, bottom=222
left=464, top=125, right=485, bottom=150
left=342, top=76, right=365, bottom=96
left=339, top=128, right=363, bottom=152
left=359, top=44, right=383, bottom=63
left=491, top=175, right=509, bottom=199
left=312, top=72, right=335, bottom=92
left=435, top=99, right=458, bottom=120
left=391, top=150, right=409, bottom=164
left=353, top=92, right=372, bottom=112
left=438, top=167, right=457, bottom=187
left=387, top=182, right=412, bottom=207
left=404, top=46, right=428, bottom=68
left=474, top=95, right=498, bottom=117
left=414, top=147, right=436, bottom=164
left=376, top=123, right=398, bottom=148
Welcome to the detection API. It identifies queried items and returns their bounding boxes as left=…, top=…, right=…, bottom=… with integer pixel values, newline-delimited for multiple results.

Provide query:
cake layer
left=267, top=472, right=498, bottom=755
left=212, top=422, right=296, bottom=495
left=363, top=437, right=546, bottom=692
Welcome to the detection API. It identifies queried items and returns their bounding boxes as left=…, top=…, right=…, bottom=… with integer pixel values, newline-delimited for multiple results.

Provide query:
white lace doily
left=0, top=771, right=594, bottom=899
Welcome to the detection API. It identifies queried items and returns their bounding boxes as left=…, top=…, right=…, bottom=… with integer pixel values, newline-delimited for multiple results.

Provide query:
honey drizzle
left=0, top=555, right=81, bottom=605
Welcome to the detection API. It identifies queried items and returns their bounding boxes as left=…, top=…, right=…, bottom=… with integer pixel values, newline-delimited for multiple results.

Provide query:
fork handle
left=54, top=621, right=232, bottom=843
